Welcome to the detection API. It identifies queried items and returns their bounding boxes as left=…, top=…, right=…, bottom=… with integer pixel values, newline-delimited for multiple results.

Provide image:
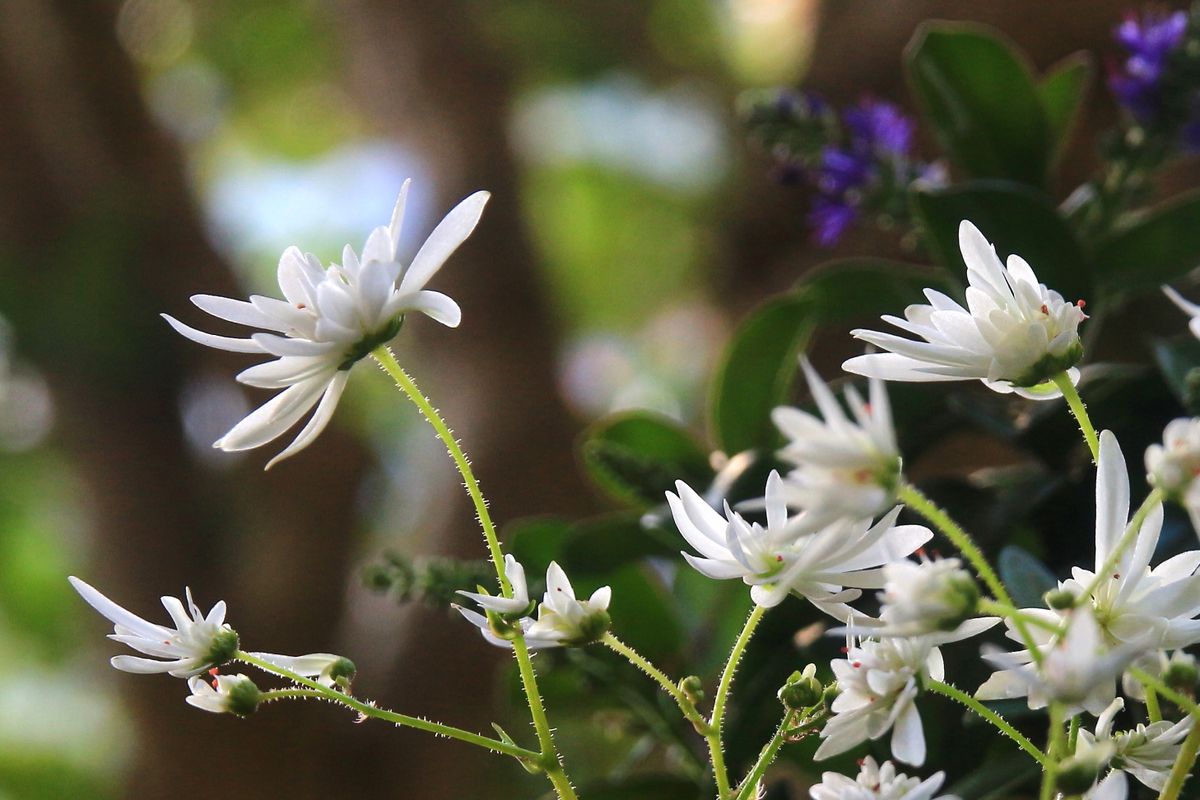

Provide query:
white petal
left=399, top=190, right=490, bottom=294
left=215, top=376, right=330, bottom=452
left=265, top=370, right=352, bottom=468
left=162, top=314, right=266, bottom=354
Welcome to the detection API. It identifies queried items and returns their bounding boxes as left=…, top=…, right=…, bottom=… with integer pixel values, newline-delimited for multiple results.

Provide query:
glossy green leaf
left=580, top=412, right=712, bottom=508
left=709, top=260, right=951, bottom=455
left=906, top=23, right=1051, bottom=186
left=998, top=545, right=1057, bottom=608
left=709, top=293, right=813, bottom=454
left=507, top=517, right=571, bottom=578
left=912, top=181, right=1091, bottom=301
left=1038, top=52, right=1092, bottom=161
left=1093, top=190, right=1200, bottom=295
left=559, top=513, right=678, bottom=576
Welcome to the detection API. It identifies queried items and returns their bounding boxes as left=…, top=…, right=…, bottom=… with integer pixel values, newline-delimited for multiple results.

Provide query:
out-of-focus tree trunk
left=333, top=1, right=597, bottom=797
left=0, top=1, right=377, bottom=797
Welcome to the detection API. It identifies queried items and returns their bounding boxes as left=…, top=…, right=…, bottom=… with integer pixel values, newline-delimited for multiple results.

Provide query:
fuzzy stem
left=1129, top=667, right=1200, bottom=719
left=603, top=634, right=705, bottom=727
left=734, top=711, right=796, bottom=800
left=708, top=605, right=768, bottom=798
left=236, top=652, right=539, bottom=761
left=1052, top=372, right=1099, bottom=463
left=923, top=679, right=1050, bottom=767
left=371, top=347, right=572, bottom=798
left=1160, top=719, right=1200, bottom=800
left=1146, top=684, right=1164, bottom=724
left=1041, top=703, right=1067, bottom=800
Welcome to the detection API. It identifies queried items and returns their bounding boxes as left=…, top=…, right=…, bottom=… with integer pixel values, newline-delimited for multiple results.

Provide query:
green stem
left=923, top=679, right=1050, bottom=767
left=1081, top=489, right=1165, bottom=603
left=603, top=634, right=705, bottom=727
left=1041, top=704, right=1066, bottom=800
left=236, top=652, right=539, bottom=761
left=1146, top=684, right=1164, bottom=724
left=1129, top=667, right=1200, bottom=719
left=734, top=711, right=795, bottom=800
left=259, top=688, right=326, bottom=704
left=1160, top=718, right=1200, bottom=800
left=1068, top=715, right=1080, bottom=754
left=370, top=348, right=572, bottom=798
left=900, top=485, right=1043, bottom=665
left=899, top=484, right=1010, bottom=607
left=708, top=605, right=768, bottom=798
left=1051, top=372, right=1099, bottom=463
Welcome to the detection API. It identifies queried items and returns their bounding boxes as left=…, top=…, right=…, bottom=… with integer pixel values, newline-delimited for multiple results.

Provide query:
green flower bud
left=225, top=675, right=263, bottom=717
left=778, top=665, right=823, bottom=710
left=1165, top=655, right=1199, bottom=695
left=679, top=675, right=705, bottom=706
left=1045, top=587, right=1078, bottom=611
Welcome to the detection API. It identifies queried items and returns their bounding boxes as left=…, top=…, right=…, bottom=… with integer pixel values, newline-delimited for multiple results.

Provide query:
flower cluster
left=455, top=556, right=612, bottom=649
left=1108, top=9, right=1189, bottom=124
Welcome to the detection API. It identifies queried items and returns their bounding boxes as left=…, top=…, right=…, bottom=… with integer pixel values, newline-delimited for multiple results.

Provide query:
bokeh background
left=0, top=1, right=1186, bottom=798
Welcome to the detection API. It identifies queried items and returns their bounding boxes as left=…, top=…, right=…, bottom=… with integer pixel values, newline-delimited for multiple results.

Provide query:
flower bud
left=186, top=673, right=261, bottom=716
left=778, top=665, right=823, bottom=710
left=679, top=675, right=705, bottom=706
left=1044, top=587, right=1078, bottom=610
left=821, top=683, right=840, bottom=711
left=1055, top=741, right=1114, bottom=796
left=878, top=558, right=977, bottom=635
left=1165, top=652, right=1199, bottom=695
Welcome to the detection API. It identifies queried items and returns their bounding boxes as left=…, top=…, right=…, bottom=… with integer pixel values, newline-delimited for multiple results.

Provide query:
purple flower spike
left=1108, top=8, right=1189, bottom=122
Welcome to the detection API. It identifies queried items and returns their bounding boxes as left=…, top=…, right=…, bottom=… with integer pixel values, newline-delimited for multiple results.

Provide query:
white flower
left=844, top=221, right=1086, bottom=399
left=1079, top=697, right=1194, bottom=791
left=816, top=621, right=995, bottom=766
left=976, top=606, right=1146, bottom=716
left=666, top=472, right=931, bottom=611
left=876, top=558, right=977, bottom=636
left=1085, top=772, right=1128, bottom=800
left=1164, top=286, right=1200, bottom=340
left=1146, top=417, right=1200, bottom=537
left=1065, top=431, right=1200, bottom=652
left=163, top=181, right=489, bottom=467
left=69, top=576, right=238, bottom=678
left=809, top=757, right=956, bottom=800
left=456, top=555, right=534, bottom=617
left=771, top=359, right=901, bottom=528
left=247, top=652, right=356, bottom=688
left=185, top=673, right=260, bottom=716
left=456, top=560, right=611, bottom=649
left=526, top=562, right=612, bottom=646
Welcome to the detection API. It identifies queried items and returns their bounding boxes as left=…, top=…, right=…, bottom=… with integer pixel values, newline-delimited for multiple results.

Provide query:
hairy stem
left=1052, top=372, right=1099, bottom=463
left=734, top=711, right=796, bottom=800
left=371, top=347, right=572, bottom=798
left=708, top=605, right=768, bottom=797
left=236, top=652, right=539, bottom=761
left=603, top=634, right=705, bottom=726
left=1160, top=719, right=1200, bottom=800
left=923, top=679, right=1050, bottom=767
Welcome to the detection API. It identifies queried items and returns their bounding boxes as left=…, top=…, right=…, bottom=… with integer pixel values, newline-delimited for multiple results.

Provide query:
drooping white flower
left=1065, top=431, right=1200, bottom=651
left=816, top=620, right=996, bottom=766
left=69, top=576, right=238, bottom=678
left=1146, top=417, right=1200, bottom=537
left=844, top=221, right=1086, bottom=399
left=185, top=673, right=261, bottom=716
left=976, top=606, right=1147, bottom=716
left=809, top=757, right=956, bottom=800
left=456, top=555, right=535, bottom=617
left=666, top=472, right=931, bottom=611
left=876, top=558, right=978, bottom=636
left=247, top=652, right=356, bottom=688
left=1164, top=286, right=1200, bottom=340
left=164, top=181, right=489, bottom=467
left=771, top=359, right=901, bottom=528
left=1078, top=697, right=1194, bottom=791
left=456, top=560, right=611, bottom=649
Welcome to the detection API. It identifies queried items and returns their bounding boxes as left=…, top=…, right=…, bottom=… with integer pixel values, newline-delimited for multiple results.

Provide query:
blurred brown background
left=0, top=1, right=1161, bottom=798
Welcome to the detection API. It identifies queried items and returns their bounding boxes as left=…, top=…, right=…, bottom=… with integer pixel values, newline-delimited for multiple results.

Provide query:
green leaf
left=998, top=545, right=1057, bottom=608
left=580, top=412, right=712, bottom=508
left=912, top=180, right=1091, bottom=301
left=507, top=517, right=571, bottom=579
left=709, top=260, right=951, bottom=455
left=1093, top=190, right=1200, bottom=296
left=709, top=293, right=813, bottom=454
left=906, top=23, right=1051, bottom=186
left=1038, top=52, right=1092, bottom=161
left=559, top=513, right=678, bottom=576
left=1152, top=336, right=1200, bottom=412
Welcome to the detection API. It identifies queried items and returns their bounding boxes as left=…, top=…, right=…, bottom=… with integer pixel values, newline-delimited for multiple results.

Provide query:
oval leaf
left=906, top=23, right=1051, bottom=186
left=912, top=180, right=1091, bottom=301
left=998, top=545, right=1057, bottom=608
left=581, top=412, right=712, bottom=508
left=1094, top=190, right=1200, bottom=296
